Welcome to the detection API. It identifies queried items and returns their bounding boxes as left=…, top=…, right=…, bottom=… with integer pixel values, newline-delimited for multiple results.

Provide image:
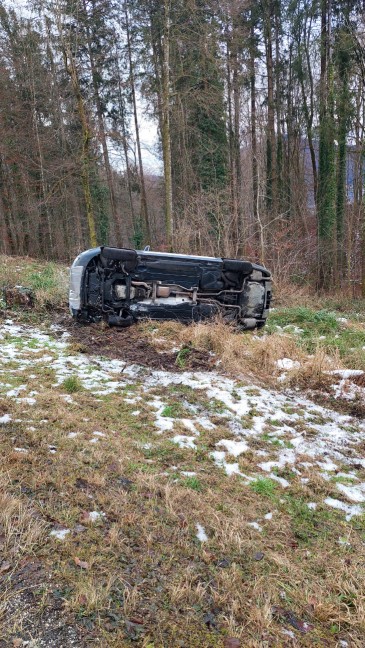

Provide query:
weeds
left=250, top=477, right=277, bottom=498
left=182, top=476, right=202, bottom=491
left=0, top=255, right=68, bottom=310
left=267, top=306, right=365, bottom=371
left=175, top=345, right=191, bottom=368
left=161, top=403, right=182, bottom=418
left=62, top=375, right=83, bottom=393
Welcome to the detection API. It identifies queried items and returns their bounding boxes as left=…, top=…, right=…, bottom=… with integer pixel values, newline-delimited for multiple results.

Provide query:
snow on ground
left=2, top=320, right=365, bottom=522
left=196, top=523, right=208, bottom=542
left=50, top=528, right=70, bottom=540
left=276, top=358, right=300, bottom=370
left=328, top=369, right=365, bottom=401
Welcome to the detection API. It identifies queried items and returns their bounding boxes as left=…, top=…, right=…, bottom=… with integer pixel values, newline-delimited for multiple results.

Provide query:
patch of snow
left=50, top=528, right=70, bottom=540
left=269, top=473, right=290, bottom=488
left=330, top=369, right=364, bottom=378
left=196, top=523, right=208, bottom=542
left=151, top=401, right=174, bottom=432
left=67, top=432, right=78, bottom=439
left=16, top=397, right=36, bottom=405
left=6, top=385, right=27, bottom=397
left=4, top=320, right=365, bottom=521
left=264, top=512, right=273, bottom=520
left=317, top=460, right=338, bottom=471
left=247, top=521, right=262, bottom=532
left=224, top=462, right=242, bottom=476
left=182, top=419, right=198, bottom=434
left=276, top=358, right=300, bottom=370
left=283, top=325, right=304, bottom=335
left=324, top=497, right=363, bottom=520
left=181, top=471, right=196, bottom=477
left=14, top=447, right=28, bottom=453
left=196, top=416, right=215, bottom=430
left=172, top=435, right=197, bottom=449
left=277, top=372, right=288, bottom=383
left=210, top=450, right=247, bottom=477
left=336, top=482, right=365, bottom=503
left=307, top=502, right=317, bottom=510
left=216, top=439, right=248, bottom=456
left=88, top=511, right=106, bottom=522
left=338, top=537, right=351, bottom=546
left=258, top=448, right=296, bottom=472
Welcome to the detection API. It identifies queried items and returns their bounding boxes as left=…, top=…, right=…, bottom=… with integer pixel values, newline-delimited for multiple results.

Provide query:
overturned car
left=69, top=247, right=272, bottom=330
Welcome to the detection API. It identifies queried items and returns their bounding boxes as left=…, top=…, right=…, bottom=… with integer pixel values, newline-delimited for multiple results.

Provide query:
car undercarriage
left=69, top=247, right=272, bottom=330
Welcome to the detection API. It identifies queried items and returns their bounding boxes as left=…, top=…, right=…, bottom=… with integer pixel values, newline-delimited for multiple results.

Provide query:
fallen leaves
left=253, top=551, right=264, bottom=561
left=74, top=557, right=89, bottom=570
left=0, top=560, right=11, bottom=573
left=272, top=606, right=314, bottom=634
left=12, top=639, right=23, bottom=647
left=223, top=638, right=241, bottom=648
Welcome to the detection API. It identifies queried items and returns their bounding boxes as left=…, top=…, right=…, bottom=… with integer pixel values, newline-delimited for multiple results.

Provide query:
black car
left=69, top=247, right=272, bottom=330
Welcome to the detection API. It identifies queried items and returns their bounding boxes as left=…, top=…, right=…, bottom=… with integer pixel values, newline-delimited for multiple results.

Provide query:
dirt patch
left=58, top=316, right=215, bottom=373
left=309, top=390, right=365, bottom=419
left=0, top=559, right=86, bottom=647
left=352, top=373, right=365, bottom=387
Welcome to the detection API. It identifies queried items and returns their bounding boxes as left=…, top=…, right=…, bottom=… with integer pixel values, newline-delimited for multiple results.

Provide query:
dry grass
left=272, top=278, right=316, bottom=308
left=273, top=277, right=364, bottom=310
left=144, top=318, right=342, bottom=391
left=1, top=364, right=364, bottom=646
left=0, top=254, right=68, bottom=310
left=288, top=347, right=341, bottom=390
left=0, top=475, right=47, bottom=560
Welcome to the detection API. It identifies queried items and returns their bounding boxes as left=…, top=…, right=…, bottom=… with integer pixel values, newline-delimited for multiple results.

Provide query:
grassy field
left=1, top=256, right=365, bottom=647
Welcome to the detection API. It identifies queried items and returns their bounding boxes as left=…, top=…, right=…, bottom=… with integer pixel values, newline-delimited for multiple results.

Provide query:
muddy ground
left=59, top=315, right=214, bottom=373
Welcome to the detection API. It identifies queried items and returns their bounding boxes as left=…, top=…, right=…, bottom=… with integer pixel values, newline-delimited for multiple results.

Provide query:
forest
left=0, top=0, right=364, bottom=292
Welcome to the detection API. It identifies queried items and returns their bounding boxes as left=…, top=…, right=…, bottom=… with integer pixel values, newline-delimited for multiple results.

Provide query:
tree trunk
left=226, top=37, right=239, bottom=255
left=82, top=0, right=121, bottom=245
left=124, top=1, right=151, bottom=245
left=264, top=0, right=277, bottom=220
left=233, top=52, right=244, bottom=255
left=317, top=0, right=336, bottom=289
left=250, top=17, right=259, bottom=261
left=60, top=39, right=97, bottom=247
left=335, top=30, right=351, bottom=283
left=114, top=46, right=136, bottom=236
left=161, top=0, right=173, bottom=249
